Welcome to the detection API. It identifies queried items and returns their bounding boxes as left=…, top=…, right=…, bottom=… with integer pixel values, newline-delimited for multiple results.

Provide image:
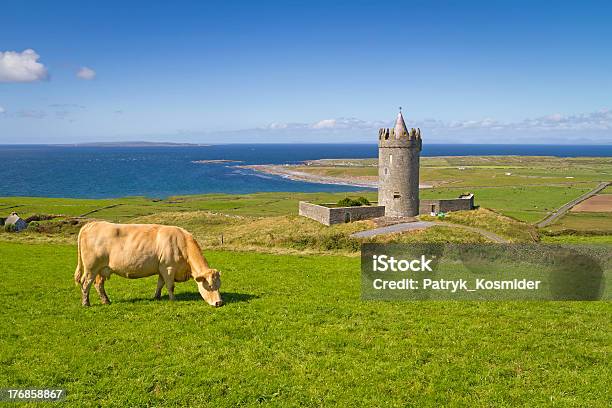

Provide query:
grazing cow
left=74, top=221, right=222, bottom=307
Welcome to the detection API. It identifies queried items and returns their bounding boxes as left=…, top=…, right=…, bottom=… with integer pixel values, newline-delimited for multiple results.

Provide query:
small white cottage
left=5, top=212, right=28, bottom=232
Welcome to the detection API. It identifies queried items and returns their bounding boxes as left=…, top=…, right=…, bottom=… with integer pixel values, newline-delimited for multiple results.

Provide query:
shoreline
left=240, top=164, right=378, bottom=188
left=240, top=164, right=433, bottom=189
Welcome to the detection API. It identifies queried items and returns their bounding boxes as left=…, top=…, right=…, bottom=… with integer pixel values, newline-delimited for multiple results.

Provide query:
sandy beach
left=240, top=163, right=433, bottom=189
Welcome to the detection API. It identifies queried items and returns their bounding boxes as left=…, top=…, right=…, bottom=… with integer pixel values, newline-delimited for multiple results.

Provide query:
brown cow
left=74, top=221, right=222, bottom=307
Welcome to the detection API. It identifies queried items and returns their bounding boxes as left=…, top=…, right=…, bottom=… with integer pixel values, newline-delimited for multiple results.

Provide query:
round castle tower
left=378, top=110, right=422, bottom=217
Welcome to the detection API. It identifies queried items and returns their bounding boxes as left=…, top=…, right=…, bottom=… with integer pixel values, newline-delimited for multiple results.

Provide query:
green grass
left=420, top=208, right=539, bottom=242
left=298, top=156, right=612, bottom=188
left=3, top=184, right=606, bottom=248
left=421, top=185, right=593, bottom=223
left=0, top=192, right=378, bottom=221
left=289, top=156, right=610, bottom=225
left=1, top=241, right=610, bottom=406
left=1, top=154, right=610, bottom=251
left=0, top=211, right=494, bottom=253
left=541, top=235, right=612, bottom=244
left=0, top=185, right=593, bottom=225
left=544, top=212, right=612, bottom=235
left=601, top=186, right=612, bottom=194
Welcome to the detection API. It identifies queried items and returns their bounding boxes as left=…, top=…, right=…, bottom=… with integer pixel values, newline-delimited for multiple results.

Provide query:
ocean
left=1, top=144, right=611, bottom=198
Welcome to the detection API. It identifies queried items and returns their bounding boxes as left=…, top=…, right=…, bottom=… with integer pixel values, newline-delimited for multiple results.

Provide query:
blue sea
left=1, top=144, right=611, bottom=198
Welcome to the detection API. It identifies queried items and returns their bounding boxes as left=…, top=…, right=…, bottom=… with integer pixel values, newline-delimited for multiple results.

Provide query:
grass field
left=1, top=241, right=610, bottom=407
left=0, top=184, right=595, bottom=226
left=1, top=155, right=611, bottom=406
left=544, top=212, right=612, bottom=235
left=253, top=155, right=612, bottom=236
left=0, top=192, right=380, bottom=221
left=421, top=185, right=593, bottom=223
left=294, top=156, right=612, bottom=188
left=1, top=183, right=608, bottom=249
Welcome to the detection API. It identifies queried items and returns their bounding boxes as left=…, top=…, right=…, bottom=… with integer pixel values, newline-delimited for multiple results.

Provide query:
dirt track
left=350, top=221, right=509, bottom=243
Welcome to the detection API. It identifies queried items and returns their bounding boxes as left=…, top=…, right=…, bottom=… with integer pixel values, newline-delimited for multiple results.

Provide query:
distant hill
left=58, top=141, right=209, bottom=147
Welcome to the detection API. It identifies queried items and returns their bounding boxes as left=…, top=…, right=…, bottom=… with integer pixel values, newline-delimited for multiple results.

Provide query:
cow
left=74, top=221, right=222, bottom=307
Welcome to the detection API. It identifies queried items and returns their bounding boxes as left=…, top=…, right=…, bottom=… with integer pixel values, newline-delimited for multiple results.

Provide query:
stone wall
left=298, top=201, right=331, bottom=225
left=300, top=195, right=474, bottom=225
left=328, top=204, right=386, bottom=225
left=299, top=201, right=385, bottom=226
left=419, top=195, right=474, bottom=214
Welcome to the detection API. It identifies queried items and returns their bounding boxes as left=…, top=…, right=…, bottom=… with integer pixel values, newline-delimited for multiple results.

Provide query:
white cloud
left=262, top=117, right=386, bottom=132
left=515, top=109, right=612, bottom=131
left=0, top=49, right=48, bottom=82
left=76, top=66, right=96, bottom=80
left=301, top=110, right=612, bottom=132
left=0, top=106, right=5, bottom=114
left=251, top=109, right=612, bottom=143
left=312, top=119, right=337, bottom=129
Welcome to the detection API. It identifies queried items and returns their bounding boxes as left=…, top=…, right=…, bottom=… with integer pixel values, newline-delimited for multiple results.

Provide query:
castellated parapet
left=378, top=111, right=422, bottom=217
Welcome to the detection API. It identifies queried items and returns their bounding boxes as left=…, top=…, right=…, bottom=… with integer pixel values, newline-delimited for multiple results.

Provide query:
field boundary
left=79, top=204, right=123, bottom=217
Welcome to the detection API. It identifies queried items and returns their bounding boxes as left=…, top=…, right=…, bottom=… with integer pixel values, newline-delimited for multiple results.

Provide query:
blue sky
left=1, top=0, right=611, bottom=144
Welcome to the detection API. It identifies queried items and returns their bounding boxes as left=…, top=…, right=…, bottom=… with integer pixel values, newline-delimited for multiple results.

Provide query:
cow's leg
left=154, top=275, right=164, bottom=300
left=94, top=275, right=111, bottom=305
left=160, top=266, right=176, bottom=301
left=80, top=271, right=96, bottom=307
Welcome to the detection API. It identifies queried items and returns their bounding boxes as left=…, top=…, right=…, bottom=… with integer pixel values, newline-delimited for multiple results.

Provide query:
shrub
left=4, top=224, right=16, bottom=233
left=337, top=196, right=370, bottom=207
left=356, top=196, right=371, bottom=206
left=24, top=214, right=58, bottom=223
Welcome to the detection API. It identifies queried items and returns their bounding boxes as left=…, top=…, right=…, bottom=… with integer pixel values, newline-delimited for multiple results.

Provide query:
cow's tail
left=74, top=228, right=84, bottom=286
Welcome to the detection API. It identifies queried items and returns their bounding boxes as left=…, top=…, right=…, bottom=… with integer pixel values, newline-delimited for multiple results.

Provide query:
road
left=350, top=221, right=508, bottom=243
left=536, top=181, right=610, bottom=228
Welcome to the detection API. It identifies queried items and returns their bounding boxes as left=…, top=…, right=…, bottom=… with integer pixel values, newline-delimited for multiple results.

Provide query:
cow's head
left=195, top=269, right=223, bottom=307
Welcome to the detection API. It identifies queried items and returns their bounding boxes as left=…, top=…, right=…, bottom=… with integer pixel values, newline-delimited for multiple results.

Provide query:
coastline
left=240, top=163, right=433, bottom=189
left=240, top=164, right=377, bottom=188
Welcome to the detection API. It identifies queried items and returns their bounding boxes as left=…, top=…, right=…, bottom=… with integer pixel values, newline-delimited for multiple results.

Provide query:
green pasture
left=544, top=212, right=612, bottom=235
left=1, top=241, right=610, bottom=407
left=298, top=156, right=612, bottom=188
left=422, top=185, right=593, bottom=223
left=0, top=184, right=594, bottom=225
left=0, top=192, right=375, bottom=221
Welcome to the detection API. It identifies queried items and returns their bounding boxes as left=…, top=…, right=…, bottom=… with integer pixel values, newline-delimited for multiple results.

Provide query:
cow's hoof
left=101, top=299, right=111, bottom=305
left=82, top=302, right=90, bottom=307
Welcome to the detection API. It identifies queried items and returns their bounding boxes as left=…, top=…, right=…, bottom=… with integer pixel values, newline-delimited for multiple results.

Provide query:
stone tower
left=378, top=110, right=422, bottom=217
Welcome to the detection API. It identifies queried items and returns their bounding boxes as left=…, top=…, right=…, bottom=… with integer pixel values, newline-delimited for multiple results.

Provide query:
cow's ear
left=194, top=275, right=206, bottom=282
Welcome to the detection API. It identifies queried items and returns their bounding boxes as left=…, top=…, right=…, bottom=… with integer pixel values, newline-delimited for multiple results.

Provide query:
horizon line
left=2, top=141, right=612, bottom=147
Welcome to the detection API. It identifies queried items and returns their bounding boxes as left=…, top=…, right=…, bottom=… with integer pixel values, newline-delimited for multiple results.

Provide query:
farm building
left=4, top=212, right=28, bottom=232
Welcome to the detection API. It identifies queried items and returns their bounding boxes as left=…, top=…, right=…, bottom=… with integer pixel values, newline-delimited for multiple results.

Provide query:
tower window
left=384, top=167, right=389, bottom=175
left=393, top=192, right=401, bottom=199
